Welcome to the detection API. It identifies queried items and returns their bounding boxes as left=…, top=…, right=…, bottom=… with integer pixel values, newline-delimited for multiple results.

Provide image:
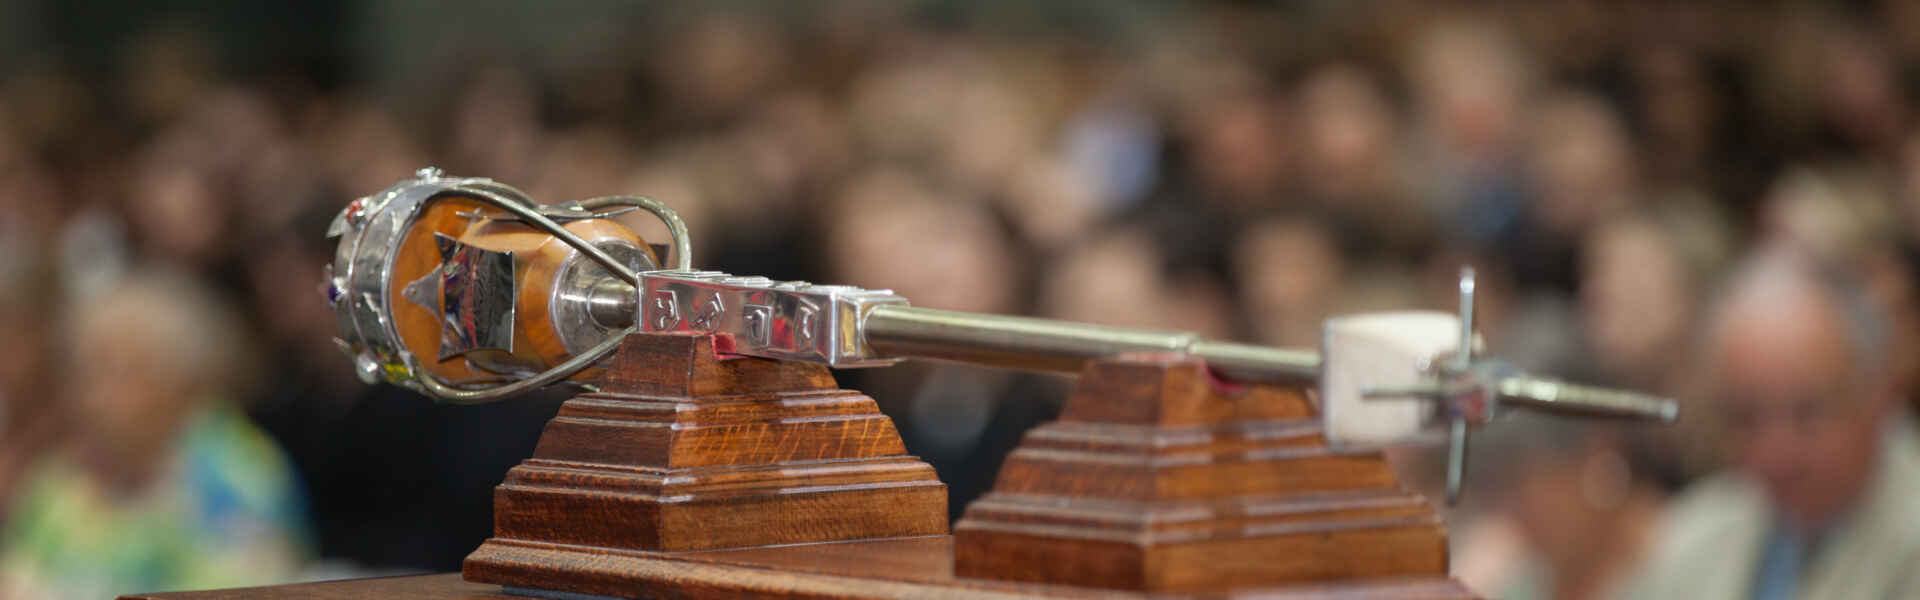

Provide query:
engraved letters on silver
left=636, top=271, right=906, bottom=368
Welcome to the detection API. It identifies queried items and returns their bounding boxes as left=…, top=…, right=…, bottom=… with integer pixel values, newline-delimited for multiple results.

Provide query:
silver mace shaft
left=329, top=169, right=1677, bottom=503
left=599, top=266, right=1675, bottom=504
left=588, top=264, right=1677, bottom=418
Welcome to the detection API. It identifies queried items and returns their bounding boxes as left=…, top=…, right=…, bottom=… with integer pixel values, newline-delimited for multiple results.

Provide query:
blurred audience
left=0, top=1, right=1914, bottom=596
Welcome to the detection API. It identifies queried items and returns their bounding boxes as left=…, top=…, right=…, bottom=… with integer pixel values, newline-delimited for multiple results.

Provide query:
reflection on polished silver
left=1495, top=378, right=1680, bottom=422
left=434, top=232, right=517, bottom=360
left=1360, top=268, right=1680, bottom=503
left=861, top=305, right=1320, bottom=383
left=400, top=263, right=441, bottom=316
left=550, top=241, right=652, bottom=355
left=637, top=272, right=908, bottom=368
left=577, top=195, right=692, bottom=272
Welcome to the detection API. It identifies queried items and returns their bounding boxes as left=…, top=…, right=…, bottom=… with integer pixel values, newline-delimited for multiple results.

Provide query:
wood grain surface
left=953, top=355, right=1453, bottom=594
left=123, top=548, right=1473, bottom=600
left=119, top=574, right=501, bottom=600
left=464, top=332, right=950, bottom=586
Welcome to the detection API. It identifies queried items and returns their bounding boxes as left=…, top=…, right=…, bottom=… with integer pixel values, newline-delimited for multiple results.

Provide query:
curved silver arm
left=577, top=195, right=693, bottom=271
left=417, top=326, right=636, bottom=404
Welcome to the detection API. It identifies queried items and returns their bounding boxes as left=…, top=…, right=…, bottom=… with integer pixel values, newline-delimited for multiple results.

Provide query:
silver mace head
left=1359, top=268, right=1679, bottom=504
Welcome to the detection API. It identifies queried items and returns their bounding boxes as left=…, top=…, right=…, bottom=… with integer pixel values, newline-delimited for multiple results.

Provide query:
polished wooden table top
left=121, top=568, right=1473, bottom=600
left=120, top=573, right=500, bottom=600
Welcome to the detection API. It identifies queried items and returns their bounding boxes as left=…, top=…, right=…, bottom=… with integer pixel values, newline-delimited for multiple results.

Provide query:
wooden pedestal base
left=464, top=333, right=949, bottom=588
left=459, top=337, right=1468, bottom=599
left=953, top=355, right=1450, bottom=594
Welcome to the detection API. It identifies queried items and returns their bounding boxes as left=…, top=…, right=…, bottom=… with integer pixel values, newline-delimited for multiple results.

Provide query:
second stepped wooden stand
left=463, top=333, right=1471, bottom=599
left=953, top=354, right=1449, bottom=592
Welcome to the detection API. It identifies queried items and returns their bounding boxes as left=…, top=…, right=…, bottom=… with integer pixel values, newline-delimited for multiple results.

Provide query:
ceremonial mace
left=326, top=168, right=1676, bottom=502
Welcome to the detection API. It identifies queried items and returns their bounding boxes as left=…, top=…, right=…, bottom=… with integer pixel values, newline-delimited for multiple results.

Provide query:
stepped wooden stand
left=462, top=332, right=950, bottom=582
left=953, top=354, right=1450, bottom=593
left=456, top=333, right=1471, bottom=599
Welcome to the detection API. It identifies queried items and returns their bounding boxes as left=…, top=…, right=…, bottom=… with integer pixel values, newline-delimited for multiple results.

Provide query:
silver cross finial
left=1363, top=266, right=1678, bottom=504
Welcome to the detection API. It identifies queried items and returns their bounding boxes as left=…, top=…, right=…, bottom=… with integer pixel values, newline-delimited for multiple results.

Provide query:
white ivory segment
left=1319, top=311, right=1460, bottom=448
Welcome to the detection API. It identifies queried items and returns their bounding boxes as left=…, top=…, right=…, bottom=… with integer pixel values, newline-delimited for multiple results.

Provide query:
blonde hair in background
left=62, top=266, right=255, bottom=406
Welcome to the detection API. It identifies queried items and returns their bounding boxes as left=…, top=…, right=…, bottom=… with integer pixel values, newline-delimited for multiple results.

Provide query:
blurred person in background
left=1518, top=91, right=1640, bottom=293
left=1044, top=224, right=1233, bottom=339
left=0, top=269, right=311, bottom=599
left=1622, top=248, right=1920, bottom=600
left=1763, top=165, right=1920, bottom=424
left=822, top=166, right=1058, bottom=518
left=1579, top=205, right=1736, bottom=481
left=1295, top=61, right=1428, bottom=263
left=0, top=103, right=63, bottom=512
left=1233, top=215, right=1345, bottom=348
left=1580, top=206, right=1733, bottom=393
left=1452, top=417, right=1672, bottom=600
left=1407, top=15, right=1531, bottom=262
left=1810, top=23, right=1909, bottom=163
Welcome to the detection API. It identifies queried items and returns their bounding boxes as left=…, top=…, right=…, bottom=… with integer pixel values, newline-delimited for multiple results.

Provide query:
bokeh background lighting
left=0, top=2, right=1916, bottom=598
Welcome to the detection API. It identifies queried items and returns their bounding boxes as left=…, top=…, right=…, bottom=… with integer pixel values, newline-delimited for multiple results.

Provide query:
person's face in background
left=1299, top=63, right=1396, bottom=203
left=1000, top=159, right=1098, bottom=253
left=1235, top=218, right=1343, bottom=348
left=1629, top=44, right=1717, bottom=184
left=1041, top=227, right=1231, bottom=337
left=827, top=169, right=1017, bottom=315
left=1582, top=219, right=1692, bottom=386
left=1711, top=273, right=1890, bottom=531
left=1529, top=93, right=1635, bottom=237
left=1817, top=27, right=1907, bottom=157
left=1189, top=92, right=1290, bottom=210
left=1041, top=228, right=1162, bottom=328
left=126, top=163, right=223, bottom=265
left=653, top=12, right=784, bottom=125
left=1409, top=16, right=1526, bottom=162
